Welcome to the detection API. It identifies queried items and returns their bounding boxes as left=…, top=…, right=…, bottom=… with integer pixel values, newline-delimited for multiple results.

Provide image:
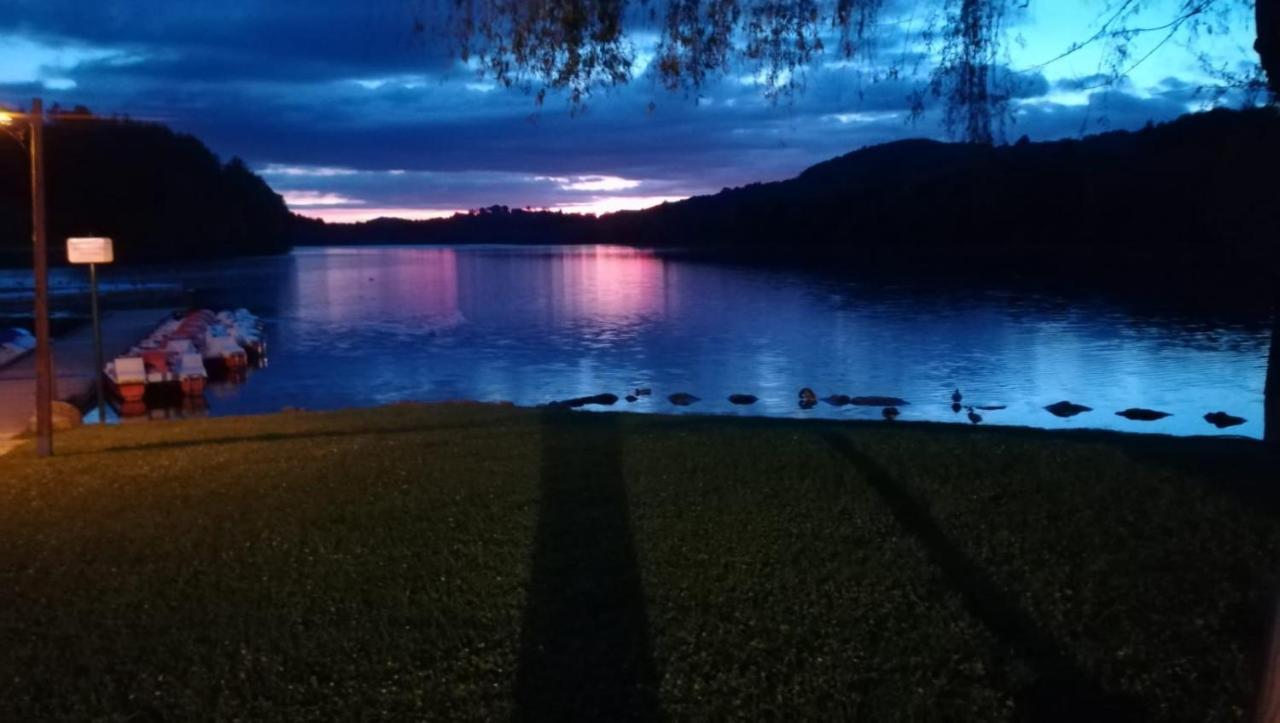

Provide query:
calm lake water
left=0, top=244, right=1271, bottom=438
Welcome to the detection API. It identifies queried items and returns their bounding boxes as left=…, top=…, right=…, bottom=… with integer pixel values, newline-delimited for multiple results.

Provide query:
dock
left=0, top=309, right=168, bottom=454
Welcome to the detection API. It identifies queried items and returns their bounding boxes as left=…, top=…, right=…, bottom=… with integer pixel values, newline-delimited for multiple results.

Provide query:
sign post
left=67, top=237, right=114, bottom=425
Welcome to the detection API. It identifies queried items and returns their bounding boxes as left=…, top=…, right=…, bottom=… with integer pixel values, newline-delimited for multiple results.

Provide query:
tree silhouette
left=420, top=0, right=1275, bottom=141
left=0, top=110, right=292, bottom=265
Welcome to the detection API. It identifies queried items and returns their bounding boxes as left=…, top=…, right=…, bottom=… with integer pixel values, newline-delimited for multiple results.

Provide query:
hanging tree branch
left=418, top=0, right=1272, bottom=141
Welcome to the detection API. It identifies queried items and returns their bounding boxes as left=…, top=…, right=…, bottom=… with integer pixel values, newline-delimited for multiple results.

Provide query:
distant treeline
left=299, top=107, right=1280, bottom=295
left=0, top=106, right=292, bottom=267
left=5, top=105, right=1276, bottom=294
left=291, top=206, right=600, bottom=247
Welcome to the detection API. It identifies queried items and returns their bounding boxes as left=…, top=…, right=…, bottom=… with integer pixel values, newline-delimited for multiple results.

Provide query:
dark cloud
left=0, top=1, right=1255, bottom=217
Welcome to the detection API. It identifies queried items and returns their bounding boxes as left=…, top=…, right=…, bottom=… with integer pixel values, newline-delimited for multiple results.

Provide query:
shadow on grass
left=55, top=421, right=504, bottom=457
left=514, top=411, right=659, bottom=720
left=820, top=430, right=1142, bottom=722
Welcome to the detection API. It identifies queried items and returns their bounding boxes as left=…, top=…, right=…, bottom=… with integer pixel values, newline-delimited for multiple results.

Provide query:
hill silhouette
left=609, top=108, right=1280, bottom=280
left=0, top=107, right=292, bottom=266
left=298, top=107, right=1280, bottom=297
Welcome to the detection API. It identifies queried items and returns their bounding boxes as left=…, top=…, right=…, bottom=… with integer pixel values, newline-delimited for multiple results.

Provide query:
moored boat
left=202, top=333, right=249, bottom=374
left=104, top=356, right=147, bottom=402
left=176, top=352, right=208, bottom=396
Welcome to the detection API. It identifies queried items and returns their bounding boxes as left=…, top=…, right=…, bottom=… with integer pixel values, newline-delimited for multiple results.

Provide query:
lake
left=0, top=244, right=1271, bottom=438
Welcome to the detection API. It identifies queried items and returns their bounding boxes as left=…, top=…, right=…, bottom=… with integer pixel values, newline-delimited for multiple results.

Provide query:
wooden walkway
left=0, top=309, right=168, bottom=455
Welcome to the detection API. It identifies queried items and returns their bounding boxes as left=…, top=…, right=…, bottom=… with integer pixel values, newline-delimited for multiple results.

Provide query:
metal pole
left=90, top=262, right=105, bottom=425
left=29, top=98, right=53, bottom=456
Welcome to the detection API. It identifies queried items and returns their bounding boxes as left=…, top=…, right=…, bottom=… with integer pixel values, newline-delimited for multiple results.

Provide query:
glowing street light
left=0, top=99, right=54, bottom=457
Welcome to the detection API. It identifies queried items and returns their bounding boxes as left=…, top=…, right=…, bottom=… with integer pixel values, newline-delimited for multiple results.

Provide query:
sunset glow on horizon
left=294, top=195, right=690, bottom=223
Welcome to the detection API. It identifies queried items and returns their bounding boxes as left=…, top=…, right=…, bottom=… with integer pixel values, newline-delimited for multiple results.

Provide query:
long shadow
left=820, top=429, right=1142, bottom=721
left=513, top=411, right=659, bottom=720
left=60, top=420, right=505, bottom=457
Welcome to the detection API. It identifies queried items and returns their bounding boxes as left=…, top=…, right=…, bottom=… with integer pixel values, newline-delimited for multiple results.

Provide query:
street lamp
left=1, top=99, right=54, bottom=457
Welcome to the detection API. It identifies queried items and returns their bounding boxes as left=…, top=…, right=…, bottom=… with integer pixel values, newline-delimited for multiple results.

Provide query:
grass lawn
left=1, top=403, right=1278, bottom=721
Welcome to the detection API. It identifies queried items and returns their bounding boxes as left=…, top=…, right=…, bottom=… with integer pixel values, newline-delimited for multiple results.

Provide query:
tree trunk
left=1258, top=0, right=1279, bottom=448
left=1268, top=295, right=1279, bottom=447
left=1260, top=0, right=1280, bottom=96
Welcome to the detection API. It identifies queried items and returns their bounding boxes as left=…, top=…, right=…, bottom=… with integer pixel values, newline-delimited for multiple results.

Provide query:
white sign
left=67, top=237, right=114, bottom=264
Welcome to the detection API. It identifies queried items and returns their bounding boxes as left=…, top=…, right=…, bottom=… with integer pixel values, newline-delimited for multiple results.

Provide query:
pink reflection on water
left=547, top=245, right=667, bottom=323
left=298, top=247, right=461, bottom=327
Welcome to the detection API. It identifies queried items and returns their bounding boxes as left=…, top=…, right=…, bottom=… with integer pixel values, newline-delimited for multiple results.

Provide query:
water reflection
left=2, top=245, right=1270, bottom=438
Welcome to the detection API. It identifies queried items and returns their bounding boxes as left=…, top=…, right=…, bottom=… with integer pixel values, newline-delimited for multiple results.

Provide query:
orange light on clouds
left=292, top=194, right=689, bottom=223
left=550, top=195, right=687, bottom=216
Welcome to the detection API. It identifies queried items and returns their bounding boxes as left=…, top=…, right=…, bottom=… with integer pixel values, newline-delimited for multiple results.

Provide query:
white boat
left=202, top=332, right=248, bottom=373
left=104, top=356, right=147, bottom=402
left=175, top=352, right=208, bottom=396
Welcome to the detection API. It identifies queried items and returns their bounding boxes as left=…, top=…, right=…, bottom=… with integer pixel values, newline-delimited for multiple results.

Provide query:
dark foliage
left=0, top=113, right=293, bottom=267
left=607, top=108, right=1280, bottom=288
left=299, top=108, right=1280, bottom=299
left=291, top=205, right=601, bottom=247
left=427, top=0, right=1270, bottom=142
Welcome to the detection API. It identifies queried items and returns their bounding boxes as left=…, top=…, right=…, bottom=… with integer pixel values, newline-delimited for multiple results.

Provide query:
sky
left=0, top=0, right=1262, bottom=222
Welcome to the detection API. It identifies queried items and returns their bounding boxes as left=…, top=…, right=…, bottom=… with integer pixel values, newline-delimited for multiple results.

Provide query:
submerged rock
left=882, top=406, right=900, bottom=421
left=669, top=392, right=700, bottom=406
left=1115, top=408, right=1171, bottom=421
left=849, top=396, right=909, bottom=407
left=728, top=394, right=758, bottom=405
left=548, top=393, right=619, bottom=409
left=799, top=388, right=818, bottom=409
left=1204, top=411, right=1246, bottom=429
left=1045, top=401, right=1092, bottom=418
left=823, top=394, right=851, bottom=406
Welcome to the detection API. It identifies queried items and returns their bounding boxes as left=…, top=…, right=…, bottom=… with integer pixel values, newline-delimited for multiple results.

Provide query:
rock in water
left=849, top=396, right=909, bottom=407
left=823, top=394, right=851, bottom=406
left=668, top=392, right=700, bottom=406
left=548, top=393, right=619, bottom=409
left=798, top=388, right=817, bottom=409
left=1204, top=411, right=1246, bottom=429
left=29, top=401, right=83, bottom=432
left=728, top=394, right=758, bottom=405
left=1115, top=408, right=1171, bottom=421
left=625, top=395, right=638, bottom=403
left=882, top=406, right=900, bottom=421
left=1045, top=401, right=1092, bottom=418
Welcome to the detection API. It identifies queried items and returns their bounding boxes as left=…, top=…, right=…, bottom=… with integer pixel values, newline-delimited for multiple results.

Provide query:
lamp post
left=1, top=99, right=53, bottom=456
